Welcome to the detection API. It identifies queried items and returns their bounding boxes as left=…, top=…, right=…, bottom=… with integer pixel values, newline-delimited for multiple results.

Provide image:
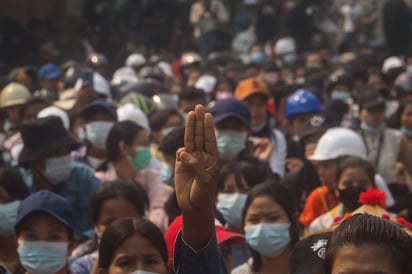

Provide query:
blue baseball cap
left=38, top=63, right=61, bottom=79
left=209, top=98, right=251, bottom=127
left=15, top=190, right=74, bottom=235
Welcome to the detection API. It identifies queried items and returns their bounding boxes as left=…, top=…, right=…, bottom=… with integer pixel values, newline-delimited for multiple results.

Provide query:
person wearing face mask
left=232, top=181, right=300, bottom=274
left=14, top=191, right=75, bottom=274
left=73, top=99, right=118, bottom=170
left=248, top=43, right=265, bottom=65
left=234, top=77, right=287, bottom=178
left=69, top=180, right=148, bottom=274
left=208, top=98, right=252, bottom=163
left=308, top=157, right=377, bottom=233
left=0, top=168, right=30, bottom=274
left=95, top=121, right=172, bottom=230
left=216, top=157, right=271, bottom=268
left=357, top=89, right=412, bottom=187
left=19, top=116, right=101, bottom=236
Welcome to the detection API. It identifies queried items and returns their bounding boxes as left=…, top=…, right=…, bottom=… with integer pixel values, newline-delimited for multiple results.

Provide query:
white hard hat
left=195, top=74, right=217, bottom=94
left=111, top=67, right=139, bottom=85
left=309, top=127, right=367, bottom=161
left=117, top=103, right=151, bottom=134
left=74, top=72, right=111, bottom=99
left=275, top=37, right=296, bottom=56
left=125, top=53, right=146, bottom=68
left=37, top=105, right=70, bottom=130
left=382, top=56, right=404, bottom=74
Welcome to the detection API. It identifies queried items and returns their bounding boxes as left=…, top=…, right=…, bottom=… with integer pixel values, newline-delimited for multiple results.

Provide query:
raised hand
left=175, top=104, right=221, bottom=249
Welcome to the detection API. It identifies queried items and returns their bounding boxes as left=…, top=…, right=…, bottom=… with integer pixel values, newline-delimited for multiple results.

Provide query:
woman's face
left=336, top=167, right=373, bottom=191
left=96, top=199, right=140, bottom=235
left=220, top=173, right=249, bottom=194
left=107, top=234, right=167, bottom=274
left=331, top=244, right=401, bottom=274
left=401, top=104, right=412, bottom=129
left=244, top=195, right=290, bottom=226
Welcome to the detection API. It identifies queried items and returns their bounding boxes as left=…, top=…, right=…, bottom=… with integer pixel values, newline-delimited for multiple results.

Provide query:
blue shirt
left=174, top=231, right=228, bottom=274
left=24, top=162, right=101, bottom=236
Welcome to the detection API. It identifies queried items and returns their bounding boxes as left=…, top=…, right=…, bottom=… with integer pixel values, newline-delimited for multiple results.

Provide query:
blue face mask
left=360, top=121, right=385, bottom=134
left=401, top=126, right=412, bottom=137
left=251, top=52, right=265, bottom=64
left=130, top=146, right=152, bottom=170
left=331, top=90, right=352, bottom=101
left=18, top=240, right=68, bottom=274
left=215, top=130, right=247, bottom=161
left=0, top=200, right=20, bottom=237
left=160, top=163, right=172, bottom=182
left=44, top=155, right=72, bottom=185
left=245, top=223, right=291, bottom=257
left=217, top=193, right=247, bottom=228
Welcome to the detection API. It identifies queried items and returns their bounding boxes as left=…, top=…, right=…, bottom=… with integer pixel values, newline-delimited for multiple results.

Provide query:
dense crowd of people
left=1, top=0, right=412, bottom=274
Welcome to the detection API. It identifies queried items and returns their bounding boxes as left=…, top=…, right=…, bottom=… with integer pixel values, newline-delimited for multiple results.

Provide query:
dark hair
left=325, top=214, right=412, bottom=274
left=0, top=167, right=30, bottom=203
left=242, top=180, right=299, bottom=272
left=217, top=156, right=271, bottom=193
left=388, top=99, right=412, bottom=129
left=98, top=217, right=168, bottom=270
left=178, top=88, right=206, bottom=104
left=106, top=121, right=144, bottom=162
left=158, top=127, right=185, bottom=157
left=335, top=156, right=375, bottom=187
left=149, top=109, right=182, bottom=132
left=92, top=180, right=148, bottom=224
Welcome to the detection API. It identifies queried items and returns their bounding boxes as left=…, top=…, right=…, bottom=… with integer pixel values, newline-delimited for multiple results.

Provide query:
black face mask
left=338, top=186, right=368, bottom=212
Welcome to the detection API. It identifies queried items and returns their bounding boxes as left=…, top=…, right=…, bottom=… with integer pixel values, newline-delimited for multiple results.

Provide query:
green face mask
left=129, top=146, right=152, bottom=170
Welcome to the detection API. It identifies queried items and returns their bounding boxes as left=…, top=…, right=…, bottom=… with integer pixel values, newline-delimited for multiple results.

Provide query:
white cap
left=111, top=67, right=139, bottom=85
left=382, top=57, right=404, bottom=74
left=117, top=103, right=151, bottom=134
left=157, top=61, right=173, bottom=77
left=125, top=53, right=146, bottom=68
left=37, top=105, right=70, bottom=130
left=195, top=74, right=217, bottom=94
left=74, top=72, right=111, bottom=99
left=275, top=37, right=296, bottom=56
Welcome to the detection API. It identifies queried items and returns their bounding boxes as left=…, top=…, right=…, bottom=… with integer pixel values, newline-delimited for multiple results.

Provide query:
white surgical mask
left=216, top=193, right=247, bottom=228
left=85, top=121, right=114, bottom=150
left=215, top=130, right=247, bottom=161
left=44, top=155, right=72, bottom=184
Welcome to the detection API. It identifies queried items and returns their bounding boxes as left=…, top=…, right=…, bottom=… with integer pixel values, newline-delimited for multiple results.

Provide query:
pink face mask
left=264, top=72, right=279, bottom=85
left=216, top=91, right=233, bottom=100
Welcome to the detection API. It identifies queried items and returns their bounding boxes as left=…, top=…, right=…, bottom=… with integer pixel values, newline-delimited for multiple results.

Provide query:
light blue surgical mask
left=217, top=193, right=247, bottom=228
left=283, top=54, right=297, bottom=66
left=251, top=52, right=265, bottom=64
left=331, top=90, right=352, bottom=101
left=44, top=155, right=72, bottom=185
left=401, top=126, right=412, bottom=137
left=85, top=121, right=114, bottom=150
left=245, top=223, right=291, bottom=257
left=161, top=126, right=177, bottom=138
left=129, top=146, right=152, bottom=170
left=18, top=240, right=68, bottom=274
left=215, top=130, right=247, bottom=161
left=160, top=163, right=172, bottom=182
left=360, top=121, right=385, bottom=134
left=0, top=200, right=20, bottom=237
left=252, top=121, right=266, bottom=133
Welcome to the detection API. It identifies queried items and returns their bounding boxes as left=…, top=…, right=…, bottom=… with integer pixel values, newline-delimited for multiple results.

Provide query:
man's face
left=360, top=106, right=385, bottom=128
left=40, top=78, right=60, bottom=93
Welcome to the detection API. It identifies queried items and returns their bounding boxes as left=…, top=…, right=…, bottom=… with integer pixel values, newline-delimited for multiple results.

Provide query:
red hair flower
left=358, top=187, right=386, bottom=208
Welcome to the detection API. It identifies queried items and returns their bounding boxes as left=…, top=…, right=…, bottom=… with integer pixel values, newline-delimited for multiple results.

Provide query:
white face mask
left=216, top=193, right=247, bottom=228
left=85, top=121, right=114, bottom=150
left=129, top=271, right=160, bottom=274
left=0, top=200, right=20, bottom=236
left=44, top=155, right=72, bottom=185
left=215, top=130, right=247, bottom=161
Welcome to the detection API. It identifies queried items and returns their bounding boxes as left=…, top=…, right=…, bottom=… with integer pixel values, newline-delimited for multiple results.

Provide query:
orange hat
left=234, top=78, right=270, bottom=100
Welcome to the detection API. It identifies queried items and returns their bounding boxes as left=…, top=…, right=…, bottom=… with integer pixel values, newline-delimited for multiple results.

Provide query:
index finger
left=184, top=110, right=196, bottom=153
left=204, top=113, right=218, bottom=156
left=194, top=105, right=205, bottom=152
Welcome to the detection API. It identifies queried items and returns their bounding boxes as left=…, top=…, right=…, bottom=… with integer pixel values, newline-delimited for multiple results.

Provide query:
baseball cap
left=356, top=89, right=385, bottom=110
left=125, top=53, right=146, bottom=68
left=382, top=56, right=404, bottom=74
left=209, top=98, right=251, bottom=127
left=15, top=190, right=74, bottom=235
left=83, top=99, right=118, bottom=120
left=74, top=72, right=111, bottom=99
left=164, top=215, right=245, bottom=261
left=38, top=63, right=61, bottom=79
left=234, top=78, right=269, bottom=100
left=289, top=232, right=332, bottom=274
